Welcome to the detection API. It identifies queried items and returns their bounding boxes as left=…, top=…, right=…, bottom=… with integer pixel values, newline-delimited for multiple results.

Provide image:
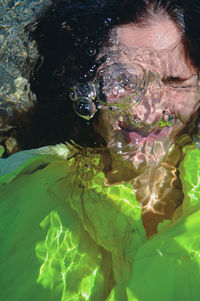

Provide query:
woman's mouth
left=119, top=120, right=172, bottom=147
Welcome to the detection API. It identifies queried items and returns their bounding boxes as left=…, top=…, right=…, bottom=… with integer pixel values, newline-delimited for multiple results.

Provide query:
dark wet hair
left=13, top=0, right=200, bottom=150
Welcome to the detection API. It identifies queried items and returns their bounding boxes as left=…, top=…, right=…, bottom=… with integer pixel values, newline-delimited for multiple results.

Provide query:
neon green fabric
left=1, top=144, right=200, bottom=300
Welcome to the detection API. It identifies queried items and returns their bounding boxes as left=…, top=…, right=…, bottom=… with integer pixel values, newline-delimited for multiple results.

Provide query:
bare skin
left=94, top=15, right=200, bottom=237
left=95, top=15, right=200, bottom=166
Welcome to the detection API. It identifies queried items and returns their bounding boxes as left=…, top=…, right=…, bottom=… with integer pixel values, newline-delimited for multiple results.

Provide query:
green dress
left=1, top=143, right=200, bottom=301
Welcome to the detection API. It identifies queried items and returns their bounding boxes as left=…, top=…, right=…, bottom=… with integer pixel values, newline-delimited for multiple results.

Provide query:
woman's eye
left=163, top=76, right=184, bottom=87
left=163, top=75, right=199, bottom=89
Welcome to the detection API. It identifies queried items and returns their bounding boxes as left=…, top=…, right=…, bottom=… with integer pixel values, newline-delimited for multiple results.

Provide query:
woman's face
left=94, top=16, right=200, bottom=169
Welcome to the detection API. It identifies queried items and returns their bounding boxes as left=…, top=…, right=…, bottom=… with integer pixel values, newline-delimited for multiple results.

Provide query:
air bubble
left=168, top=115, right=174, bottom=125
left=69, top=90, right=77, bottom=101
left=70, top=83, right=96, bottom=101
left=86, top=47, right=96, bottom=56
left=80, top=57, right=106, bottom=81
left=112, top=86, right=119, bottom=95
left=93, top=98, right=102, bottom=110
left=104, top=17, right=113, bottom=27
left=73, top=98, right=97, bottom=120
left=96, top=63, right=145, bottom=103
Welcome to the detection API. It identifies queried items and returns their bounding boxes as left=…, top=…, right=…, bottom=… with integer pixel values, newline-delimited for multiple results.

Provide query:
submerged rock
left=0, top=0, right=52, bottom=112
left=0, top=0, right=52, bottom=153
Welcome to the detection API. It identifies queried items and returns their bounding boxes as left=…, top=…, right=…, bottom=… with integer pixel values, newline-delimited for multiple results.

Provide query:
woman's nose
left=129, top=77, right=166, bottom=126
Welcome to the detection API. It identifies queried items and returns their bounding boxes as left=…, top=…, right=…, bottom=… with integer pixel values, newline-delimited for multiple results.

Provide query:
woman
left=1, top=1, right=200, bottom=300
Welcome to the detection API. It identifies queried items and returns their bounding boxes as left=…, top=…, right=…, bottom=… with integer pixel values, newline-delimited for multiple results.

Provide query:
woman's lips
left=120, top=122, right=172, bottom=147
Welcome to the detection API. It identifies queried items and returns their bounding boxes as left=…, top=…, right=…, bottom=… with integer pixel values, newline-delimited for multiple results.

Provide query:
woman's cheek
left=168, top=89, right=200, bottom=123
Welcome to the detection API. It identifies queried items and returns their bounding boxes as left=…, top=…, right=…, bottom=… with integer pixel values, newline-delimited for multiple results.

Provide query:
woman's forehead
left=115, top=16, right=182, bottom=51
left=105, top=17, right=196, bottom=78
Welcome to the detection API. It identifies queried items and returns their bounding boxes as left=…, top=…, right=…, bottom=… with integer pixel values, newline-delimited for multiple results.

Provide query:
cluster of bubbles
left=69, top=62, right=145, bottom=120
left=69, top=83, right=100, bottom=120
left=69, top=62, right=175, bottom=132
